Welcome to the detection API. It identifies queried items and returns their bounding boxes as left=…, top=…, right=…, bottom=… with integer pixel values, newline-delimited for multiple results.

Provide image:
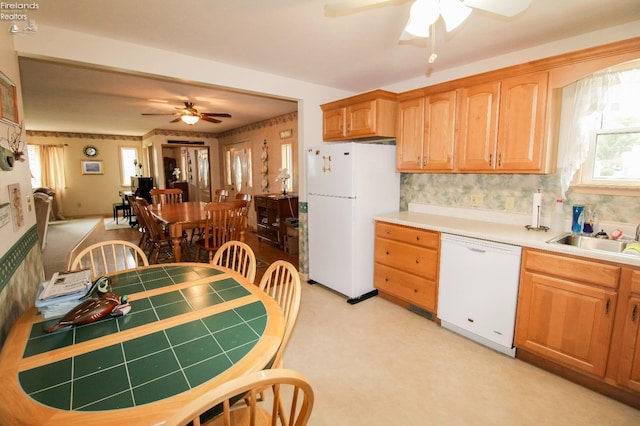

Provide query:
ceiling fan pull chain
left=428, top=24, right=438, bottom=64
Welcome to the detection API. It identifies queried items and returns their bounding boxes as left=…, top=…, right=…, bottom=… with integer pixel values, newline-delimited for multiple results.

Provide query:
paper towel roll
left=531, top=191, right=542, bottom=228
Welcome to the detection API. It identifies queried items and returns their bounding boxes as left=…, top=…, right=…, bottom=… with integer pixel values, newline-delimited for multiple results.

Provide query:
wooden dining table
left=0, top=263, right=284, bottom=425
left=148, top=201, right=247, bottom=262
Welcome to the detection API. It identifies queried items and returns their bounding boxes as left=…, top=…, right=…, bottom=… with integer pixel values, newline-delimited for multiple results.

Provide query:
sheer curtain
left=559, top=70, right=622, bottom=197
left=39, top=145, right=66, bottom=220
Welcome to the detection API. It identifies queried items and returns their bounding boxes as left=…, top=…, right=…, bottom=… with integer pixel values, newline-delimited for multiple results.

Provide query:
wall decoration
left=0, top=71, right=18, bottom=126
left=83, top=145, right=98, bottom=157
left=0, top=202, right=10, bottom=229
left=81, top=160, right=103, bottom=175
left=8, top=183, right=23, bottom=229
left=279, top=129, right=293, bottom=139
left=261, top=140, right=269, bottom=192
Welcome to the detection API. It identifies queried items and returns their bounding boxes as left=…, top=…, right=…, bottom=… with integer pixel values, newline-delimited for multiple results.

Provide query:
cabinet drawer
left=375, top=238, right=438, bottom=280
left=524, top=250, right=620, bottom=289
left=375, top=263, right=437, bottom=312
left=375, top=222, right=439, bottom=249
left=257, top=224, right=279, bottom=242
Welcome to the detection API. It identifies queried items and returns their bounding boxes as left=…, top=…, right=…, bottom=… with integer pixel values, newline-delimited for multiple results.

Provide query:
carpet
left=41, top=218, right=101, bottom=278
left=104, top=218, right=132, bottom=230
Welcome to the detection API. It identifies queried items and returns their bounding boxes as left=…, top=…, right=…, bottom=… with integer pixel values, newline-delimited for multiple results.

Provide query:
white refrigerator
left=307, top=142, right=400, bottom=303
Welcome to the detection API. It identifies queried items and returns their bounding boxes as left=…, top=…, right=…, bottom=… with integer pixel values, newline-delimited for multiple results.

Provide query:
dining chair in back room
left=194, top=200, right=248, bottom=262
left=150, top=188, right=183, bottom=205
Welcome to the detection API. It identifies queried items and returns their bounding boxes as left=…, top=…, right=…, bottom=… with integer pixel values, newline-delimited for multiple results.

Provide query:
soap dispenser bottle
left=551, top=198, right=564, bottom=231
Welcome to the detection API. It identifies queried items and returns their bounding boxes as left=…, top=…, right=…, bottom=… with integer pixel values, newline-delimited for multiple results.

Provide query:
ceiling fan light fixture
left=181, top=114, right=199, bottom=125
left=404, top=0, right=439, bottom=38
left=440, top=0, right=471, bottom=32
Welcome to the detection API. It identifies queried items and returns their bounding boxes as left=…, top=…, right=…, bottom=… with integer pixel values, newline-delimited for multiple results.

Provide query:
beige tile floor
left=284, top=283, right=640, bottom=425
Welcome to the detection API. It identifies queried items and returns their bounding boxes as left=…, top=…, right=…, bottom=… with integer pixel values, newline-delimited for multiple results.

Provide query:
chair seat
left=113, top=203, right=132, bottom=224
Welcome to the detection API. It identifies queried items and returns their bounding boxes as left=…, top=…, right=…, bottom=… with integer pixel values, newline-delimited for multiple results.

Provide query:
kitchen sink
left=547, top=232, right=631, bottom=254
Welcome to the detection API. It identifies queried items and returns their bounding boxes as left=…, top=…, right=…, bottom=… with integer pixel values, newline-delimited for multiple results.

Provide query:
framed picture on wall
left=0, top=71, right=18, bottom=126
left=81, top=160, right=103, bottom=175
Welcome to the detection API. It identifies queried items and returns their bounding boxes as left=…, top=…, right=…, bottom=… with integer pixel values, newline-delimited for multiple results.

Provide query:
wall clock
left=83, top=145, right=98, bottom=157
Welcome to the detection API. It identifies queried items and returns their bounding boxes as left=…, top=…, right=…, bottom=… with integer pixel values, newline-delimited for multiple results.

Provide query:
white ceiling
left=15, top=0, right=640, bottom=136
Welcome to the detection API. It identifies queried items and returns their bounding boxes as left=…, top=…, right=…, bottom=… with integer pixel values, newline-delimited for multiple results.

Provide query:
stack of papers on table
left=35, top=270, right=92, bottom=319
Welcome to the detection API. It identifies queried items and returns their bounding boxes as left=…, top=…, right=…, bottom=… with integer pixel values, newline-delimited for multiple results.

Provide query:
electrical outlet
left=470, top=194, right=483, bottom=207
left=505, top=197, right=515, bottom=210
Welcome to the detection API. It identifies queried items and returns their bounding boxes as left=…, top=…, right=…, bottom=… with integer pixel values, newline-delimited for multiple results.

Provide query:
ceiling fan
left=141, top=101, right=232, bottom=125
left=325, top=0, right=532, bottom=62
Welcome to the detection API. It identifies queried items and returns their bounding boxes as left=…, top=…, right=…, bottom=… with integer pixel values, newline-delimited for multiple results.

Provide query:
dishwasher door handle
left=468, top=247, right=486, bottom=253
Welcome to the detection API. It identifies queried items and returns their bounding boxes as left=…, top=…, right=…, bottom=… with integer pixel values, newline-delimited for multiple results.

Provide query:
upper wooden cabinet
left=456, top=72, right=551, bottom=173
left=397, top=90, right=456, bottom=172
left=321, top=90, right=397, bottom=141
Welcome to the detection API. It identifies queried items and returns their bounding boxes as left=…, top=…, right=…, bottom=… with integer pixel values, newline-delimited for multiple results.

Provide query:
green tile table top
left=0, top=263, right=285, bottom=425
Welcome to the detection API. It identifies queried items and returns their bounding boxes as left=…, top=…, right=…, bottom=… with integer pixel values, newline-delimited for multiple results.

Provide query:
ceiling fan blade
left=201, top=116, right=222, bottom=124
left=170, top=117, right=182, bottom=123
left=462, top=0, right=531, bottom=17
left=201, top=113, right=232, bottom=117
left=324, top=0, right=408, bottom=16
left=141, top=113, right=179, bottom=116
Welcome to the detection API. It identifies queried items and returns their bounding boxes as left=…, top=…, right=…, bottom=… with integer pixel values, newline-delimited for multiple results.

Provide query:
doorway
left=161, top=145, right=212, bottom=202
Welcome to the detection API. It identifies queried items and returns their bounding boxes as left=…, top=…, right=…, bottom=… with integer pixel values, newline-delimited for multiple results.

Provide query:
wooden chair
left=258, top=260, right=301, bottom=369
left=128, top=195, right=149, bottom=249
left=150, top=188, right=183, bottom=205
left=194, top=200, right=248, bottom=262
left=136, top=197, right=188, bottom=263
left=213, top=189, right=229, bottom=202
left=211, top=240, right=257, bottom=284
left=191, top=188, right=229, bottom=243
left=235, top=193, right=252, bottom=233
left=67, top=239, right=149, bottom=278
left=166, top=368, right=314, bottom=426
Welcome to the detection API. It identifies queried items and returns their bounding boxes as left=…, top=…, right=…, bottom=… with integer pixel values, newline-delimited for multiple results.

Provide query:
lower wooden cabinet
left=373, top=222, right=439, bottom=313
left=515, top=248, right=640, bottom=408
left=612, top=269, right=640, bottom=392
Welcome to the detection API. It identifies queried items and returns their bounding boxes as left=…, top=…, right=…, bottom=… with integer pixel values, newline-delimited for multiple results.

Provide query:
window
left=27, top=144, right=41, bottom=188
left=569, top=65, right=640, bottom=193
left=281, top=143, right=292, bottom=192
left=119, top=147, right=139, bottom=186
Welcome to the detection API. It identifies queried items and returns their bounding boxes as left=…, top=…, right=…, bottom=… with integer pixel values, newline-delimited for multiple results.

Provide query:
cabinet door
left=323, top=107, right=345, bottom=140
left=346, top=100, right=376, bottom=137
left=515, top=271, right=617, bottom=377
left=496, top=72, right=549, bottom=171
left=456, top=81, right=500, bottom=172
left=423, top=91, right=456, bottom=171
left=617, top=295, right=640, bottom=391
left=375, top=263, right=437, bottom=312
left=396, top=97, right=425, bottom=171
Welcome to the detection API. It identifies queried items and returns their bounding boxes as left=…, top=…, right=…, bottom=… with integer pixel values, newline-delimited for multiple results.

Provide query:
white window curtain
left=559, top=70, right=623, bottom=197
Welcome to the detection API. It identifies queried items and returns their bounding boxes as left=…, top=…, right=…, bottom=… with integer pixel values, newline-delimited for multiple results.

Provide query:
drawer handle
left=414, top=289, right=418, bottom=293
left=386, top=251, right=390, bottom=255
left=415, top=259, right=420, bottom=264
left=416, top=236, right=420, bottom=241
left=386, top=230, right=391, bottom=234
left=385, top=277, right=389, bottom=282
left=633, top=304, right=638, bottom=322
left=606, top=298, right=611, bottom=315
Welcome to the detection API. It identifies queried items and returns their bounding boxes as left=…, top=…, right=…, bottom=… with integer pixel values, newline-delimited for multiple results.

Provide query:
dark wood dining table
left=148, top=201, right=248, bottom=262
left=0, top=263, right=284, bottom=425
left=148, top=201, right=207, bottom=262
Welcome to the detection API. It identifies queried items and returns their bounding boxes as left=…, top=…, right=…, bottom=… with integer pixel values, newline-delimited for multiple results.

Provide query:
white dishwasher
left=438, top=234, right=522, bottom=357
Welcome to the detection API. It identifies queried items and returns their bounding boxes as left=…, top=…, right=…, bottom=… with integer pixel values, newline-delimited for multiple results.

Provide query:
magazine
left=38, top=270, right=92, bottom=301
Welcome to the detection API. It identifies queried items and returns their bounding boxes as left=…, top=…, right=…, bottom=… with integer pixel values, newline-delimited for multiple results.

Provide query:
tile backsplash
left=400, top=172, right=639, bottom=232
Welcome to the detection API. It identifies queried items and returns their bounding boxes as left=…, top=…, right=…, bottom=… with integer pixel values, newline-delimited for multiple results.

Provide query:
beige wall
left=26, top=133, right=143, bottom=217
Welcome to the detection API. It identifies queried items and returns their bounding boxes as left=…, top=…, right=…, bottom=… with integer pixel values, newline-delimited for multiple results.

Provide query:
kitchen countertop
left=375, top=209, right=640, bottom=268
